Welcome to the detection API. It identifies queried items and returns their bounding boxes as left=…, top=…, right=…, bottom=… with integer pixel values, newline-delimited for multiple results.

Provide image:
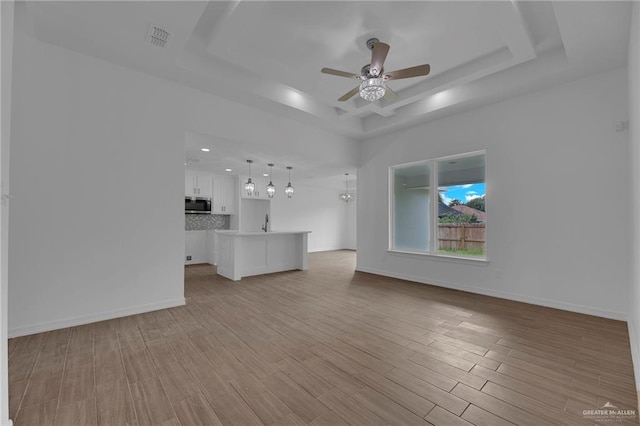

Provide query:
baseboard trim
left=309, top=247, right=353, bottom=253
left=355, top=266, right=627, bottom=321
left=627, top=319, right=640, bottom=408
left=8, top=298, right=186, bottom=338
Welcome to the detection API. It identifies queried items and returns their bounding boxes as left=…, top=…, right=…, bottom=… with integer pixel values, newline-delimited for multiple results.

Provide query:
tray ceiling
left=21, top=1, right=631, bottom=140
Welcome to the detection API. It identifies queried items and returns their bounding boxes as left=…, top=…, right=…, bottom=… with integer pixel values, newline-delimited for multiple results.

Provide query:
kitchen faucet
left=261, top=213, right=269, bottom=232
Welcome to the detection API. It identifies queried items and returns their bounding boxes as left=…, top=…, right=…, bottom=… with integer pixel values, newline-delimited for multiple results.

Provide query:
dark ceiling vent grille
left=146, top=24, right=172, bottom=48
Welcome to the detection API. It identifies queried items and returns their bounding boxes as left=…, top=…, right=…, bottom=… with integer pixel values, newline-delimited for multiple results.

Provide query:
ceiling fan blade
left=338, top=86, right=360, bottom=102
left=383, top=86, right=398, bottom=102
left=384, top=64, right=430, bottom=80
left=321, top=68, right=360, bottom=79
left=369, top=42, right=390, bottom=77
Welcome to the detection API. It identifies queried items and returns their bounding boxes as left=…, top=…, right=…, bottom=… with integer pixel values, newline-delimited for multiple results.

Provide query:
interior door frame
left=1, top=1, right=14, bottom=424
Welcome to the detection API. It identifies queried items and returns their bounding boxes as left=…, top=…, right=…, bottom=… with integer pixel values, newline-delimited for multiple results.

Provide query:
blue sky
left=440, top=183, right=485, bottom=206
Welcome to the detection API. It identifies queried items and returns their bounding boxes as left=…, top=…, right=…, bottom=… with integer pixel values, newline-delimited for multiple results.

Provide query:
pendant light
left=266, top=163, right=276, bottom=198
left=339, top=173, right=354, bottom=203
left=244, top=160, right=255, bottom=196
left=284, top=166, right=294, bottom=198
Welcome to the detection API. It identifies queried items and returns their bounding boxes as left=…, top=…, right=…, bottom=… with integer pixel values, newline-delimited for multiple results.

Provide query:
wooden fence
left=437, top=223, right=486, bottom=252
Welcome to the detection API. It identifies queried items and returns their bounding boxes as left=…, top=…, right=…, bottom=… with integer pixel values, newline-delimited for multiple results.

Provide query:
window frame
left=388, top=150, right=487, bottom=262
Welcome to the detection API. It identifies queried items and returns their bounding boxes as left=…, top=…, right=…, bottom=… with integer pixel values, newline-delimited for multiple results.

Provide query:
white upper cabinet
left=185, top=172, right=212, bottom=198
left=185, top=171, right=196, bottom=196
left=199, top=174, right=213, bottom=198
left=212, top=174, right=236, bottom=214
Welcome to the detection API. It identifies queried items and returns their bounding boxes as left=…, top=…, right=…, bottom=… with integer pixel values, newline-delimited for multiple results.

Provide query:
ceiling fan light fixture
left=321, top=39, right=430, bottom=103
left=359, top=78, right=386, bottom=102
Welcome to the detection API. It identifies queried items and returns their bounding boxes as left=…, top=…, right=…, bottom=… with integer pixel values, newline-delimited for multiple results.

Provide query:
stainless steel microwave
left=185, top=197, right=212, bottom=214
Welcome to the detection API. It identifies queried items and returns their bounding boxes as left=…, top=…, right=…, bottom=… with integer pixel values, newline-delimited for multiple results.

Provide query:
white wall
left=345, top=191, right=356, bottom=250
left=8, top=29, right=188, bottom=336
left=270, top=180, right=354, bottom=252
left=358, top=67, right=630, bottom=320
left=239, top=198, right=271, bottom=233
left=627, top=1, right=640, bottom=400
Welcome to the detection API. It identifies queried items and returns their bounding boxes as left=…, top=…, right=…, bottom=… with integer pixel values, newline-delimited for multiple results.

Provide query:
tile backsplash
left=185, top=214, right=230, bottom=231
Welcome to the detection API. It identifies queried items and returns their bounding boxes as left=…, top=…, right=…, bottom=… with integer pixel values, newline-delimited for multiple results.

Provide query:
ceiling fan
left=321, top=38, right=430, bottom=103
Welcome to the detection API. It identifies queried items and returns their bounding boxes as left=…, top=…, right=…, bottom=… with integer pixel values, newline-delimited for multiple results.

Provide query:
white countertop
left=215, top=230, right=311, bottom=236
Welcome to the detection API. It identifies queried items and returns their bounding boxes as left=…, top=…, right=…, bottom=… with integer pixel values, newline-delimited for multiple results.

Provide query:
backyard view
left=391, top=152, right=485, bottom=259
left=438, top=183, right=486, bottom=257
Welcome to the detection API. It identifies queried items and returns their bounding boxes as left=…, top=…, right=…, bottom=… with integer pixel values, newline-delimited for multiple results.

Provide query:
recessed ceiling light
left=201, top=148, right=210, bottom=152
left=225, top=168, right=232, bottom=172
left=263, top=173, right=269, bottom=177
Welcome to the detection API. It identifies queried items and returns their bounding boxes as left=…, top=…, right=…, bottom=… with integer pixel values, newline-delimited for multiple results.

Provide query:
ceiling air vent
left=146, top=24, right=172, bottom=48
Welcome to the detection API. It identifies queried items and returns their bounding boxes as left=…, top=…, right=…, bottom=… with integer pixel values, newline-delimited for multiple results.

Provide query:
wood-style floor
left=8, top=250, right=638, bottom=425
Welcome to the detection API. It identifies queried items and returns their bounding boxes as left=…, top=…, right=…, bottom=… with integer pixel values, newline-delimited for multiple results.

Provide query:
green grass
left=438, top=248, right=485, bottom=257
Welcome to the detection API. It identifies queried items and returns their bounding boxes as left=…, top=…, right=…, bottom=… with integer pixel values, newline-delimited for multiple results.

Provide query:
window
left=390, top=151, right=486, bottom=259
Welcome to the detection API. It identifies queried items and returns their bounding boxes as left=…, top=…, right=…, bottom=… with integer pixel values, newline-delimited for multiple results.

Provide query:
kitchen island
left=215, top=230, right=311, bottom=281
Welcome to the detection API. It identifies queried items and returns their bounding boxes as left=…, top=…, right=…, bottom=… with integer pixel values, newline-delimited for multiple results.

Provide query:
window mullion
left=388, top=166, right=394, bottom=251
left=430, top=160, right=438, bottom=254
